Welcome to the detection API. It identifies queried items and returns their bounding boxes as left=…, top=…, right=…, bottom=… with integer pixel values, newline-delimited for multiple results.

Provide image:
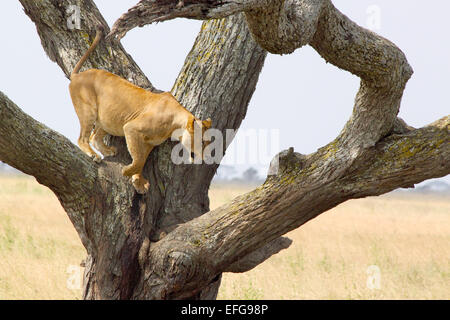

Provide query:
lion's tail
left=70, top=25, right=104, bottom=80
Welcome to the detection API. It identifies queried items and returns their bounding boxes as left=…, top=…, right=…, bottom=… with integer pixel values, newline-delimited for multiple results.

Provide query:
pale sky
left=0, top=1, right=448, bottom=183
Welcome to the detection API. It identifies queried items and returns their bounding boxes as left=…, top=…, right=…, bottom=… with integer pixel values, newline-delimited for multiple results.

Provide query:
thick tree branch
left=109, top=0, right=327, bottom=54
left=0, top=91, right=97, bottom=251
left=310, top=1, right=413, bottom=153
left=108, top=0, right=265, bottom=41
left=137, top=116, right=449, bottom=299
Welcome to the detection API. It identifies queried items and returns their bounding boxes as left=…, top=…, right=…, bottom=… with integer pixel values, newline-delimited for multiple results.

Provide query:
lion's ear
left=202, top=118, right=212, bottom=129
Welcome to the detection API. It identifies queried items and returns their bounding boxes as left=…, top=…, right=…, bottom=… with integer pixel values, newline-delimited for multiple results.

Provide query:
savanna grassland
left=0, top=175, right=449, bottom=299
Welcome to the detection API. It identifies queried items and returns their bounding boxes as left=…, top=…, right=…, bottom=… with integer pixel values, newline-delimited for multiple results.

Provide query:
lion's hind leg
left=73, top=101, right=101, bottom=162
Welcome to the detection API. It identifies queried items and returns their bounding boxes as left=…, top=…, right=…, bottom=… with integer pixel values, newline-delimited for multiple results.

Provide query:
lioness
left=69, top=26, right=212, bottom=194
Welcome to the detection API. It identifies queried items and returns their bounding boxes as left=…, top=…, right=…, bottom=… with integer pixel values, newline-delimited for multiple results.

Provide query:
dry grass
left=0, top=175, right=85, bottom=299
left=213, top=185, right=450, bottom=300
left=0, top=176, right=448, bottom=299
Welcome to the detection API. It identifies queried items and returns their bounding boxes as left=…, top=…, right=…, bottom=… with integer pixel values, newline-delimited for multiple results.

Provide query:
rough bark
left=0, top=91, right=97, bottom=253
left=108, top=0, right=266, bottom=41
left=109, top=0, right=326, bottom=54
left=0, top=0, right=447, bottom=300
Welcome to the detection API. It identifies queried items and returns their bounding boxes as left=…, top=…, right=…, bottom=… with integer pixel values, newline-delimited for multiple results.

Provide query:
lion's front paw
left=132, top=175, right=150, bottom=194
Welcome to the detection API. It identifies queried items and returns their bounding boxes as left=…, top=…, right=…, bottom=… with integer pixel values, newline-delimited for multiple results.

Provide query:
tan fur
left=69, top=27, right=212, bottom=194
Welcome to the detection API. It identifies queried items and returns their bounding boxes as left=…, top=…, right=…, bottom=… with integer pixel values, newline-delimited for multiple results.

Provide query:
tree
left=0, top=0, right=448, bottom=299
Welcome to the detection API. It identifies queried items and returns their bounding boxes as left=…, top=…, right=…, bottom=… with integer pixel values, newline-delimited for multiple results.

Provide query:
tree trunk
left=15, top=0, right=267, bottom=300
left=0, top=0, right=447, bottom=300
